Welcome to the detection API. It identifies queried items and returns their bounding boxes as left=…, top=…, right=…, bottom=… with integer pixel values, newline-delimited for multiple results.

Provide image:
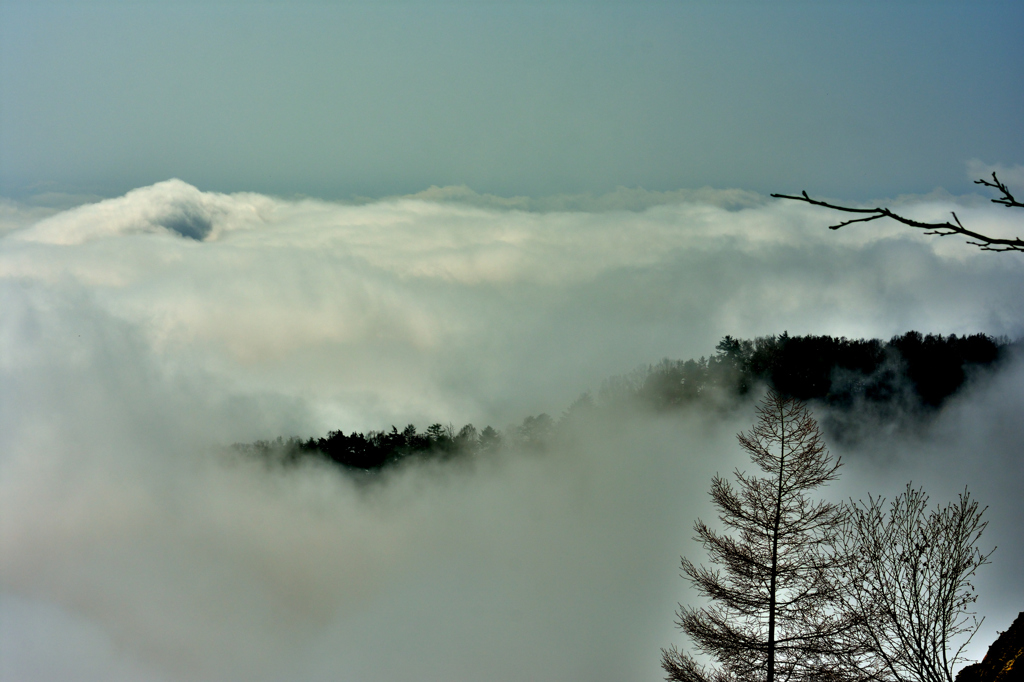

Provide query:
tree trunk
left=767, top=402, right=786, bottom=682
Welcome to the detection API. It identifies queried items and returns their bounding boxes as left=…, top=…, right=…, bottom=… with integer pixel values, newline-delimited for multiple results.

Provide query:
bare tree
left=771, top=173, right=1024, bottom=252
left=662, top=390, right=854, bottom=682
left=839, top=485, right=994, bottom=682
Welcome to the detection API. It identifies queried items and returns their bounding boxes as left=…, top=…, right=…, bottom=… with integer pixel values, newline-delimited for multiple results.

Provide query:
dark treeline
left=235, top=331, right=1017, bottom=473
left=235, top=423, right=503, bottom=473
left=609, top=331, right=1009, bottom=411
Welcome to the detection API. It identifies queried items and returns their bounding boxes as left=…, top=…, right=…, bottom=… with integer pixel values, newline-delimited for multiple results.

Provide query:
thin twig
left=771, top=173, right=1023, bottom=252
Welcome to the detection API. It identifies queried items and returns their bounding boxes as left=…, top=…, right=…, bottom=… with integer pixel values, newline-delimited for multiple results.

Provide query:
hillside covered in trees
left=236, top=331, right=1017, bottom=474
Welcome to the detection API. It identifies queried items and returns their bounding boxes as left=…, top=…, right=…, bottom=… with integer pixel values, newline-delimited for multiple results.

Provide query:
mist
left=1, top=182, right=1022, bottom=681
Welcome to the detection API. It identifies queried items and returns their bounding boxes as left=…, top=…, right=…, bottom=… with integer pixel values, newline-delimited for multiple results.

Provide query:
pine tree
left=662, top=389, right=851, bottom=682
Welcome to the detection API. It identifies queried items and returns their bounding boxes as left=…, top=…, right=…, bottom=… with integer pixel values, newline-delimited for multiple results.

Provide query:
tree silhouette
left=839, top=485, right=994, bottom=682
left=662, top=390, right=853, bottom=682
left=772, top=173, right=1023, bottom=252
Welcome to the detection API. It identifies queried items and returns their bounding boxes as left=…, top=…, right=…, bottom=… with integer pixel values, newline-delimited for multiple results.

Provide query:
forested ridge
left=235, top=331, right=1017, bottom=473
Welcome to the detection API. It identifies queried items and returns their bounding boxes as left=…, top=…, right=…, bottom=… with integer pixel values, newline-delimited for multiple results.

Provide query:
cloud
left=0, top=198, right=58, bottom=237
left=966, top=159, right=1024, bottom=190
left=395, top=184, right=768, bottom=213
left=11, top=179, right=273, bottom=244
left=1, top=181, right=1022, bottom=680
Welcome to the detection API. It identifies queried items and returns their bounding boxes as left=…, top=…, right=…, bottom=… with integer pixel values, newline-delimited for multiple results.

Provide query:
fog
left=1, top=181, right=1022, bottom=681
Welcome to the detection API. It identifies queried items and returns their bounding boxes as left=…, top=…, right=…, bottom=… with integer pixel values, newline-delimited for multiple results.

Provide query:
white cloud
left=1, top=181, right=1022, bottom=681
left=4, top=181, right=1020, bottom=427
left=11, top=179, right=273, bottom=245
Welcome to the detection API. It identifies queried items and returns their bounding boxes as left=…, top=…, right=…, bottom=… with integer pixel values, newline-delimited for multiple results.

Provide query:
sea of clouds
left=1, top=180, right=1022, bottom=681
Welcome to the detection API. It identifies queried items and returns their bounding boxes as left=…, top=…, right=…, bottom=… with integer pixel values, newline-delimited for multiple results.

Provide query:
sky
left=1, top=2, right=1023, bottom=682
left=2, top=0, right=1023, bottom=201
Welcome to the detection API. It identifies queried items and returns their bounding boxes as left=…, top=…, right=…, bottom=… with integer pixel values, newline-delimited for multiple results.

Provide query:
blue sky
left=2, top=0, right=1022, bottom=200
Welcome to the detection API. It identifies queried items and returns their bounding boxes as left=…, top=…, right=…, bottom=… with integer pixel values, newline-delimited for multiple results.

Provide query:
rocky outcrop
left=957, top=613, right=1024, bottom=682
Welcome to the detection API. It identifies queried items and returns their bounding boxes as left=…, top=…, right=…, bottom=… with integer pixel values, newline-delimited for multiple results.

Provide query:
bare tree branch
left=771, top=173, right=1024, bottom=252
left=973, top=172, right=1023, bottom=209
left=836, top=486, right=995, bottom=682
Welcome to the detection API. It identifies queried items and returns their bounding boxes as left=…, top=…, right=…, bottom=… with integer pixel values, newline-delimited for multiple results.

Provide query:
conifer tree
left=662, top=389, right=851, bottom=682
